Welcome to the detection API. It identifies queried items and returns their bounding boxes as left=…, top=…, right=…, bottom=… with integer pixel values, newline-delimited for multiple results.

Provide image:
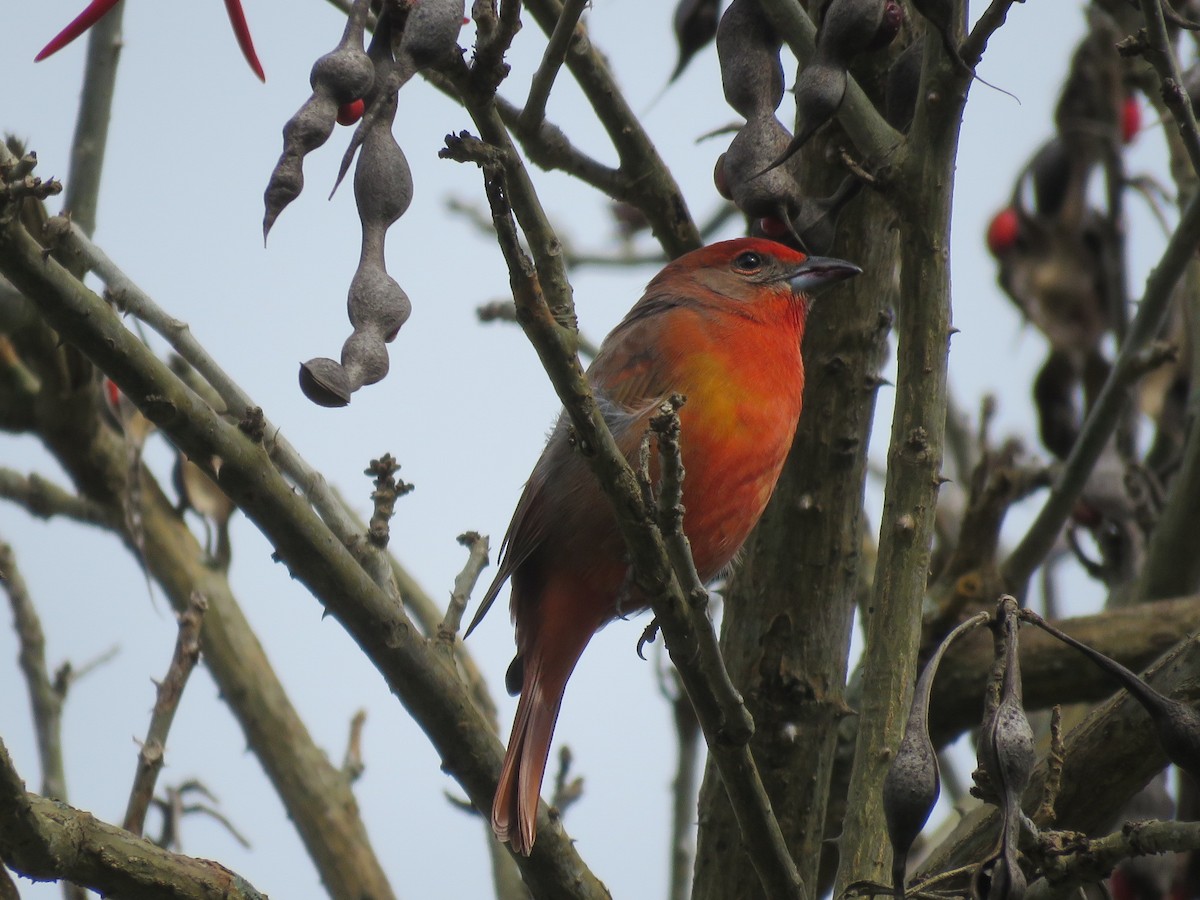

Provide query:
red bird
left=467, top=238, right=860, bottom=854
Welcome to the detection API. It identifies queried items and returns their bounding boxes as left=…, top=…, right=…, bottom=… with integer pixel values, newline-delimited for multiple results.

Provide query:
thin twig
left=659, top=659, right=701, bottom=900
left=123, top=592, right=208, bottom=837
left=1137, top=0, right=1200, bottom=180
left=342, top=710, right=367, bottom=782
left=518, top=0, right=588, bottom=133
left=0, top=542, right=70, bottom=805
left=0, top=469, right=111, bottom=526
left=440, top=531, right=491, bottom=638
left=522, top=0, right=702, bottom=257
left=1026, top=820, right=1200, bottom=900
left=63, top=0, right=124, bottom=238
left=961, top=0, right=1020, bottom=71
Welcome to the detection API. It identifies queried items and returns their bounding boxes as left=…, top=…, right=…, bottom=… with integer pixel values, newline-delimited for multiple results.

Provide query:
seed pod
left=263, top=94, right=339, bottom=239
left=263, top=0, right=373, bottom=240
left=299, top=357, right=352, bottom=408
left=670, top=0, right=720, bottom=84
left=716, top=0, right=784, bottom=118
left=971, top=600, right=1032, bottom=900
left=786, top=61, right=848, bottom=163
left=884, top=722, right=939, bottom=898
left=309, top=0, right=374, bottom=105
left=347, top=263, right=411, bottom=341
left=722, top=115, right=805, bottom=221
left=866, top=0, right=904, bottom=52
left=397, top=0, right=465, bottom=70
left=818, top=0, right=887, bottom=61
left=884, top=612, right=990, bottom=898
left=340, top=328, right=391, bottom=390
left=1020, top=608, right=1200, bottom=783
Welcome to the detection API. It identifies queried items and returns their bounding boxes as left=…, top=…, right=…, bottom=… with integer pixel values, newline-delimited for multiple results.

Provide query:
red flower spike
left=1121, top=95, right=1140, bottom=144
left=223, top=0, right=266, bottom=82
left=986, top=207, right=1019, bottom=256
left=35, top=0, right=120, bottom=62
left=337, top=98, right=366, bottom=126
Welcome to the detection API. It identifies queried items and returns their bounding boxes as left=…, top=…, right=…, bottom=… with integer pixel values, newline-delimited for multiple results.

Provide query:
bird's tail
left=492, top=646, right=581, bottom=856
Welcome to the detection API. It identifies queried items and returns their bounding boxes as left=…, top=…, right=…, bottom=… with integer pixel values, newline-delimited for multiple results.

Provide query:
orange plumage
left=466, top=238, right=860, bottom=854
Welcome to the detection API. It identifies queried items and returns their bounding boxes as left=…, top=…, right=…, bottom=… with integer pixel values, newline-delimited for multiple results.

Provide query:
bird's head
left=654, top=238, right=861, bottom=318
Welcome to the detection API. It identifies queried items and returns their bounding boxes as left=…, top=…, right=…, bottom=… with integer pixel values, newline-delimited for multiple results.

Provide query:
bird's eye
left=733, top=251, right=762, bottom=272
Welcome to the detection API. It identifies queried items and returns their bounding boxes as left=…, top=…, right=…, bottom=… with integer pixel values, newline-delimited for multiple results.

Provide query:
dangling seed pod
left=884, top=611, right=990, bottom=898
left=716, top=0, right=805, bottom=229
left=268, top=0, right=464, bottom=406
left=333, top=0, right=465, bottom=194
left=1020, top=608, right=1200, bottom=784
left=973, top=598, right=1033, bottom=900
left=669, top=0, right=720, bottom=84
left=263, top=0, right=375, bottom=239
left=777, top=0, right=887, bottom=168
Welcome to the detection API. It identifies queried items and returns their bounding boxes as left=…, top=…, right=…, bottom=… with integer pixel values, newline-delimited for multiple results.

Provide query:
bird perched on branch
left=466, top=238, right=860, bottom=855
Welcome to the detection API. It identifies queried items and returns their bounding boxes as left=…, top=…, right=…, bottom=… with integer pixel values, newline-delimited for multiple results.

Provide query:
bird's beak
left=787, top=256, right=862, bottom=294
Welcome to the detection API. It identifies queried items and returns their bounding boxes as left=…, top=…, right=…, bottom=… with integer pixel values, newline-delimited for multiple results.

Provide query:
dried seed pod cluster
left=714, top=0, right=901, bottom=251
left=715, top=0, right=806, bottom=229
left=888, top=596, right=1200, bottom=898
left=263, top=0, right=464, bottom=407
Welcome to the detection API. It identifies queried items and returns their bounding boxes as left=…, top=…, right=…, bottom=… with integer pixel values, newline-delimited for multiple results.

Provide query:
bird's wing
left=588, top=293, right=686, bottom=413
left=463, top=294, right=685, bottom=638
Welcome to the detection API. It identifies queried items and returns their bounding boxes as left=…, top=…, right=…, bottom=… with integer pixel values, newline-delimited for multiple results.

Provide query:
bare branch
left=0, top=469, right=111, bottom=526
left=440, top=531, right=491, bottom=639
left=0, top=739, right=267, bottom=900
left=123, top=592, right=208, bottom=837
left=63, top=2, right=124, bottom=238
left=518, top=0, right=588, bottom=133
left=0, top=541, right=69, bottom=805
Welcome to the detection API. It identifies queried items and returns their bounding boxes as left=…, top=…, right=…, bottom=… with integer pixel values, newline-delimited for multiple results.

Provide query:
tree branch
left=0, top=468, right=111, bottom=526
left=123, top=592, right=208, bottom=836
left=0, top=738, right=267, bottom=900
left=62, top=0, right=124, bottom=239
left=0, top=542, right=69, bottom=806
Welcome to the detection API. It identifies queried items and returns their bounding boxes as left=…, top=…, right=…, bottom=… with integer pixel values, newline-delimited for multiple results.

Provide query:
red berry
left=985, top=207, right=1019, bottom=256
left=104, top=377, right=121, bottom=410
left=758, top=216, right=790, bottom=240
left=1121, top=94, right=1140, bottom=144
left=337, top=98, right=365, bottom=126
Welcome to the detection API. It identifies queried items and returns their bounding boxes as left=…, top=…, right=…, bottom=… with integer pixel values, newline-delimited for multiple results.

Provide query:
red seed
left=337, top=98, right=366, bottom=126
left=985, top=207, right=1019, bottom=256
left=1121, top=94, right=1140, bottom=144
left=104, top=377, right=122, bottom=410
left=758, top=216, right=790, bottom=239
